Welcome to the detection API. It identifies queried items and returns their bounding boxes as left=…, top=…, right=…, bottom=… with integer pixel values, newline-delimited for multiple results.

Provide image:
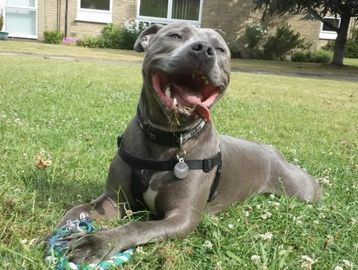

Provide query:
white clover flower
left=215, top=261, right=223, bottom=270
left=228, top=223, right=234, bottom=229
left=278, top=247, right=292, bottom=256
left=125, top=209, right=133, bottom=217
left=258, top=232, right=273, bottom=241
left=250, top=255, right=261, bottom=264
left=261, top=211, right=272, bottom=220
left=293, top=216, right=303, bottom=225
left=334, top=266, right=343, bottom=270
left=272, top=202, right=281, bottom=207
left=301, top=255, right=315, bottom=270
left=326, top=234, right=334, bottom=242
left=203, top=240, right=213, bottom=249
left=318, top=212, right=326, bottom=219
left=342, top=259, right=353, bottom=267
left=320, top=176, right=333, bottom=187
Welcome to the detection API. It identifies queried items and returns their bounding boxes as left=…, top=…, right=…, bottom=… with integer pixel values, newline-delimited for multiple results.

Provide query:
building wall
left=286, top=16, right=323, bottom=50
left=68, top=0, right=136, bottom=38
left=37, top=0, right=59, bottom=38
left=36, top=0, right=355, bottom=51
left=201, top=0, right=327, bottom=51
left=201, top=0, right=260, bottom=46
left=37, top=0, right=136, bottom=39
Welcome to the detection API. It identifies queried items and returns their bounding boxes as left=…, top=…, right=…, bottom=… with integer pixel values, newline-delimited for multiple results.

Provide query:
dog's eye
left=215, top=47, right=225, bottom=53
left=168, top=33, right=182, bottom=39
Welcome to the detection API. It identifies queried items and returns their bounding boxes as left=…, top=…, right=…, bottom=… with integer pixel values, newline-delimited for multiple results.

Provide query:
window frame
left=4, top=0, right=38, bottom=39
left=319, top=16, right=340, bottom=40
left=76, top=0, right=112, bottom=24
left=137, top=0, right=203, bottom=26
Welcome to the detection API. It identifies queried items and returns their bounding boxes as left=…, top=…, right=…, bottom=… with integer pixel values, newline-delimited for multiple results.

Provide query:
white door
left=5, top=0, right=37, bottom=38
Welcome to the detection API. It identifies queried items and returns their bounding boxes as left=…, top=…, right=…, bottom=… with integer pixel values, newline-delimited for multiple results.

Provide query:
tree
left=255, top=0, right=358, bottom=66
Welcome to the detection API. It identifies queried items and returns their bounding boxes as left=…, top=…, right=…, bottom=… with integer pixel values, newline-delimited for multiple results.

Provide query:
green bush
left=78, top=21, right=147, bottom=50
left=345, top=39, right=358, bottom=58
left=244, top=22, right=267, bottom=49
left=322, top=30, right=358, bottom=58
left=291, top=51, right=308, bottom=62
left=76, top=36, right=106, bottom=48
left=0, top=14, right=4, bottom=31
left=263, top=24, right=307, bottom=60
left=292, top=50, right=331, bottom=63
left=312, top=50, right=332, bottom=63
left=229, top=47, right=242, bottom=58
left=322, top=40, right=335, bottom=51
left=43, top=31, right=65, bottom=44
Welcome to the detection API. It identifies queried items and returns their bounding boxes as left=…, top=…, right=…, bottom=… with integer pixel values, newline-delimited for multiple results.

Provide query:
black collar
left=136, top=107, right=206, bottom=147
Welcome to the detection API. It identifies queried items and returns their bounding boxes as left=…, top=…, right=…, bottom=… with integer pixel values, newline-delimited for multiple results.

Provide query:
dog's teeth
left=173, top=97, right=177, bottom=106
left=165, top=87, right=171, bottom=98
left=200, top=75, right=209, bottom=84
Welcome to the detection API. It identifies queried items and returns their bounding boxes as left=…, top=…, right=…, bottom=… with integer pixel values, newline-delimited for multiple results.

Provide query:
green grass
left=0, top=50, right=357, bottom=269
left=231, top=58, right=358, bottom=79
left=0, top=40, right=144, bottom=62
left=345, top=58, right=358, bottom=67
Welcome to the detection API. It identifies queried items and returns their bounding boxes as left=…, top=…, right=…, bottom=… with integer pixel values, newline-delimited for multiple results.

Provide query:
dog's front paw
left=67, top=231, right=116, bottom=264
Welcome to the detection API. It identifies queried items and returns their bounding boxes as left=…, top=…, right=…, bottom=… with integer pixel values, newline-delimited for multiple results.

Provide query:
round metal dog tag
left=174, top=159, right=189, bottom=179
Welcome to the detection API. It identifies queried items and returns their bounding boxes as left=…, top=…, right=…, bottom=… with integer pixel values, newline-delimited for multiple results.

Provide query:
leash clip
left=174, top=134, right=189, bottom=179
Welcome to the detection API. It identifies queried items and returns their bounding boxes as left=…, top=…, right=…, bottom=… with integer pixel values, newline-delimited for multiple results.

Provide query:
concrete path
left=1, top=50, right=358, bottom=81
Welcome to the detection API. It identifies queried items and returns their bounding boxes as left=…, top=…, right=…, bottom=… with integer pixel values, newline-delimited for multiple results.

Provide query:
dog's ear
left=134, top=24, right=163, bottom=52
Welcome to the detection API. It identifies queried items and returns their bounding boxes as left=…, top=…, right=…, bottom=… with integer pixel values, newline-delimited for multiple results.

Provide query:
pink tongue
left=195, top=104, right=211, bottom=122
left=171, top=84, right=212, bottom=122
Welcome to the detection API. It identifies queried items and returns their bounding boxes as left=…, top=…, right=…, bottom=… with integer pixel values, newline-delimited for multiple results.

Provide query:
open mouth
left=151, top=70, right=221, bottom=121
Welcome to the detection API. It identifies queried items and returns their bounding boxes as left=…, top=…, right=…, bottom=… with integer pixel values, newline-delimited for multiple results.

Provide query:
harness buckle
left=203, top=159, right=213, bottom=172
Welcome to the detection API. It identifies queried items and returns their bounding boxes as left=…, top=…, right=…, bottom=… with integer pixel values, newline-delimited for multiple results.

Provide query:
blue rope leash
left=45, top=213, right=134, bottom=270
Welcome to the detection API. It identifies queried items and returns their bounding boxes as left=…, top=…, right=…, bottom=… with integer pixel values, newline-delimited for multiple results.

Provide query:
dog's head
left=134, top=22, right=230, bottom=126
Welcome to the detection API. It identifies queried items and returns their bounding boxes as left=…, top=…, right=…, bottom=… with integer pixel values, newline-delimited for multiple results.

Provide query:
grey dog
left=57, top=22, right=321, bottom=263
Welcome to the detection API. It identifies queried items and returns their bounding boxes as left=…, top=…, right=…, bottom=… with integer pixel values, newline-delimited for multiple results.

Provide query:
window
left=140, top=0, right=168, bottom=18
left=138, top=0, right=202, bottom=25
left=77, top=0, right=112, bottom=23
left=6, top=0, right=36, bottom=8
left=4, top=0, right=37, bottom=38
left=320, top=17, right=340, bottom=40
left=80, top=0, right=110, bottom=11
left=172, top=0, right=200, bottom=20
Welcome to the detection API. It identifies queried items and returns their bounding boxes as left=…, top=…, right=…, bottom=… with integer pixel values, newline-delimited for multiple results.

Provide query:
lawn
left=0, top=48, right=357, bottom=269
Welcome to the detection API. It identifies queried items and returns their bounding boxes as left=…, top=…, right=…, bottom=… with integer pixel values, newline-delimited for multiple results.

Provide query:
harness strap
left=117, top=136, right=221, bottom=202
left=119, top=147, right=221, bottom=172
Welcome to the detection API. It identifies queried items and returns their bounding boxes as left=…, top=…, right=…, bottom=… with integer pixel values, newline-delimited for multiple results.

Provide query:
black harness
left=117, top=112, right=222, bottom=202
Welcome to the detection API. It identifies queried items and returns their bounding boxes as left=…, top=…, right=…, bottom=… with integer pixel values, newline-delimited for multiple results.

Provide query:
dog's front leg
left=68, top=209, right=201, bottom=264
left=55, top=153, right=133, bottom=228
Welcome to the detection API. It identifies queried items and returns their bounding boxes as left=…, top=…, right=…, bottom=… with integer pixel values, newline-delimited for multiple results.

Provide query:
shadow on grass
left=21, top=169, right=104, bottom=207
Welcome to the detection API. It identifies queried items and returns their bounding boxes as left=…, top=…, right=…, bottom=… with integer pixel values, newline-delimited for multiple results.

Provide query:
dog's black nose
left=191, top=42, right=214, bottom=58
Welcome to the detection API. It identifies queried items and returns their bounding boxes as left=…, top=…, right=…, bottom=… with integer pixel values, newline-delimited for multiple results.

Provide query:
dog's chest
left=143, top=186, right=158, bottom=212
left=132, top=169, right=165, bottom=212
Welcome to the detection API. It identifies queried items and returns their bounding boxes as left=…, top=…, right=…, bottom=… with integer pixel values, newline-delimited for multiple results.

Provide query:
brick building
left=0, top=0, right=356, bottom=50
